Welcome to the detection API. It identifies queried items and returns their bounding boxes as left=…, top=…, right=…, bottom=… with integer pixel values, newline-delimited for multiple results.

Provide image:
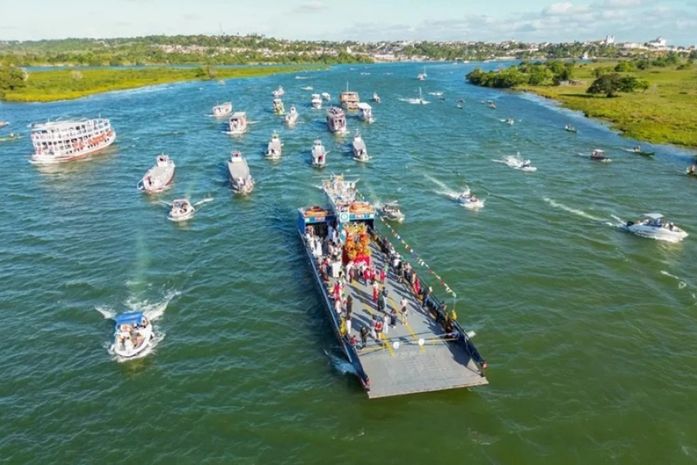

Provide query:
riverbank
left=1, top=65, right=320, bottom=102
left=516, top=63, right=697, bottom=147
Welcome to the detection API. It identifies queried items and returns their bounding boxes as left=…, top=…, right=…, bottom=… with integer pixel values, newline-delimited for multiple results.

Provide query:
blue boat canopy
left=115, top=311, right=145, bottom=326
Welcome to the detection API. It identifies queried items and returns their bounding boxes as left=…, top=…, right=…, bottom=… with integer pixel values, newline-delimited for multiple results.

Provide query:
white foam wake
left=543, top=197, right=605, bottom=222
left=398, top=97, right=430, bottom=105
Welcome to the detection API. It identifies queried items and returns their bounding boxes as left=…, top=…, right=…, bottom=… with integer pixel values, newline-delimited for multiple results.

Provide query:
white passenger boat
left=168, top=198, right=195, bottom=222
left=265, top=132, right=283, bottom=160
left=311, top=94, right=322, bottom=109
left=272, top=85, right=285, bottom=98
left=357, top=102, right=375, bottom=124
left=111, top=312, right=153, bottom=360
left=272, top=98, right=285, bottom=115
left=352, top=131, right=370, bottom=162
left=138, top=154, right=175, bottom=194
left=228, top=151, right=255, bottom=195
left=311, top=139, right=327, bottom=168
left=227, top=112, right=248, bottom=135
left=212, top=102, right=232, bottom=118
left=321, top=92, right=331, bottom=101
left=285, top=106, right=299, bottom=126
left=30, top=118, right=116, bottom=164
left=619, top=213, right=688, bottom=243
left=326, top=107, right=347, bottom=134
left=458, top=188, right=485, bottom=210
left=380, top=201, right=405, bottom=222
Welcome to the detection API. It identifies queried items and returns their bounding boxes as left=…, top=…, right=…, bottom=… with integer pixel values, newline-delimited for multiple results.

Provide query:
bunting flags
left=377, top=215, right=457, bottom=299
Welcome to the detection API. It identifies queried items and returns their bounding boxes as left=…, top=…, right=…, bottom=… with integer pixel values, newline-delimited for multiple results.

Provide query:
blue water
left=1, top=62, right=697, bottom=464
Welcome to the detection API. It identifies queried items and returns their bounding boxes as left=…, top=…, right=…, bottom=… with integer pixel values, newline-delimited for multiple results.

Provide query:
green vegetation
left=468, top=59, right=697, bottom=147
left=1, top=65, right=318, bottom=102
left=467, top=61, right=575, bottom=88
left=0, top=65, right=26, bottom=98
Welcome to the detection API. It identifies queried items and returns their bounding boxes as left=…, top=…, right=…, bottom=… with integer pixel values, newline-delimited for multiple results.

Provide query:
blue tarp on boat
left=115, top=311, right=144, bottom=326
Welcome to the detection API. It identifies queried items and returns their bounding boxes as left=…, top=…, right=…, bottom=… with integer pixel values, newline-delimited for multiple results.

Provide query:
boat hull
left=31, top=130, right=116, bottom=165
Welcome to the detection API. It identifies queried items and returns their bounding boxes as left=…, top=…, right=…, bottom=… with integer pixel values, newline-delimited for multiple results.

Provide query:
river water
left=1, top=62, right=696, bottom=464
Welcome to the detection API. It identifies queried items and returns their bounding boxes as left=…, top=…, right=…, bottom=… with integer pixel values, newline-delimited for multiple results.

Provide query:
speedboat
left=486, top=100, right=496, bottom=109
left=212, top=102, right=232, bottom=118
left=311, top=139, right=327, bottom=168
left=352, top=131, right=370, bottom=162
left=620, top=213, right=688, bottom=243
left=417, top=66, right=427, bottom=81
left=138, top=154, right=176, bottom=194
left=686, top=164, right=697, bottom=177
left=168, top=198, right=195, bottom=222
left=311, top=94, right=322, bottom=109
left=272, top=98, right=285, bottom=115
left=265, top=132, right=283, bottom=160
left=564, top=124, right=577, bottom=133
left=590, top=149, right=610, bottom=162
left=380, top=201, right=405, bottom=222
left=501, top=118, right=514, bottom=125
left=285, top=106, right=299, bottom=126
left=227, top=112, right=248, bottom=135
left=372, top=92, right=381, bottom=103
left=622, top=146, right=655, bottom=156
left=321, top=92, right=331, bottom=101
left=456, top=99, right=465, bottom=109
left=0, top=132, right=21, bottom=143
left=111, top=311, right=153, bottom=360
left=272, top=85, right=285, bottom=98
left=357, top=102, right=374, bottom=124
left=228, top=151, right=255, bottom=195
left=458, top=189, right=485, bottom=210
left=499, top=153, right=536, bottom=172
left=0, top=120, right=8, bottom=129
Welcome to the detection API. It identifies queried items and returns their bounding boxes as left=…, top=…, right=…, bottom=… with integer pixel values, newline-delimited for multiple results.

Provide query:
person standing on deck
left=379, top=266, right=386, bottom=284
left=399, top=297, right=409, bottom=324
left=372, top=281, right=379, bottom=303
left=389, top=307, right=398, bottom=328
left=374, top=316, right=384, bottom=342
left=345, top=314, right=352, bottom=336
left=377, top=288, right=387, bottom=313
left=370, top=316, right=378, bottom=341
left=345, top=295, right=353, bottom=321
left=360, top=325, right=369, bottom=349
left=382, top=313, right=390, bottom=338
left=421, top=286, right=432, bottom=307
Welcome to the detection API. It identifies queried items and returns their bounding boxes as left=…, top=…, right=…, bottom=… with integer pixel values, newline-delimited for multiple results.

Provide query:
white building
left=603, top=35, right=615, bottom=45
left=647, top=37, right=667, bottom=48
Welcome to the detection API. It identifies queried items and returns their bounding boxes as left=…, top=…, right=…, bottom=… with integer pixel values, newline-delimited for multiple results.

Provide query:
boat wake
left=324, top=350, right=358, bottom=376
left=194, top=197, right=214, bottom=207
left=660, top=271, right=697, bottom=303
left=543, top=197, right=605, bottom=222
left=399, top=97, right=430, bottom=105
left=493, top=153, right=537, bottom=172
left=301, top=86, right=313, bottom=90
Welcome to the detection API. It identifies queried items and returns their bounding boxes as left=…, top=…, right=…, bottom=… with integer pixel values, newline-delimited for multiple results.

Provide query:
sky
left=0, top=0, right=695, bottom=45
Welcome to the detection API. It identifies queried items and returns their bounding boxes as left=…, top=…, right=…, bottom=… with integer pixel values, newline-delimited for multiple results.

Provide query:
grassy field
left=2, top=65, right=320, bottom=103
left=518, top=62, right=697, bottom=147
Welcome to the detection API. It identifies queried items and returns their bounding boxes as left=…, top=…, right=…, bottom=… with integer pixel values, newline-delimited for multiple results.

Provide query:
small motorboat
left=272, top=98, right=285, bottom=115
left=564, top=124, right=577, bottom=133
left=456, top=99, right=465, bottom=109
left=311, top=139, right=327, bottom=168
left=227, top=112, right=248, bottom=135
left=458, top=188, right=485, bottom=210
left=501, top=118, right=514, bottom=125
left=285, top=106, right=299, bottom=126
left=111, top=311, right=153, bottom=360
left=417, top=66, right=427, bottom=81
left=357, top=102, right=374, bottom=124
left=265, top=132, right=283, bottom=160
left=321, top=92, right=331, bottom=101
left=352, top=131, right=370, bottom=162
left=0, top=120, right=8, bottom=129
left=590, top=149, right=611, bottom=162
left=212, top=102, right=232, bottom=118
left=686, top=164, right=697, bottom=177
left=138, top=154, right=176, bottom=194
left=0, top=132, right=21, bottom=142
left=622, top=146, right=655, bottom=156
left=168, top=198, right=195, bottom=222
left=486, top=100, right=496, bottom=109
left=272, top=85, right=285, bottom=98
left=620, top=213, right=688, bottom=243
left=498, top=153, right=536, bottom=172
left=311, top=94, right=322, bottom=109
left=228, top=151, right=255, bottom=195
left=372, top=92, right=381, bottom=104
left=380, top=201, right=405, bottom=222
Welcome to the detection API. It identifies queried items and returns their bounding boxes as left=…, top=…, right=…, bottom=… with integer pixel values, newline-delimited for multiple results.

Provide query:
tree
left=0, top=65, right=26, bottom=97
left=587, top=73, right=648, bottom=97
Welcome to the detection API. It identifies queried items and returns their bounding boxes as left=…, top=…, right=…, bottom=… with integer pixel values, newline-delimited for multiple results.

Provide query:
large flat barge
left=298, top=175, right=488, bottom=398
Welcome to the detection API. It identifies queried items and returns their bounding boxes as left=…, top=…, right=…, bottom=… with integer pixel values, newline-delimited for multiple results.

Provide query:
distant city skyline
left=0, top=0, right=694, bottom=45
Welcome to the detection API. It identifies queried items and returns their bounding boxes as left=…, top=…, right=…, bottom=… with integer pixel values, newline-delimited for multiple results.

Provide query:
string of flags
left=377, top=216, right=457, bottom=299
